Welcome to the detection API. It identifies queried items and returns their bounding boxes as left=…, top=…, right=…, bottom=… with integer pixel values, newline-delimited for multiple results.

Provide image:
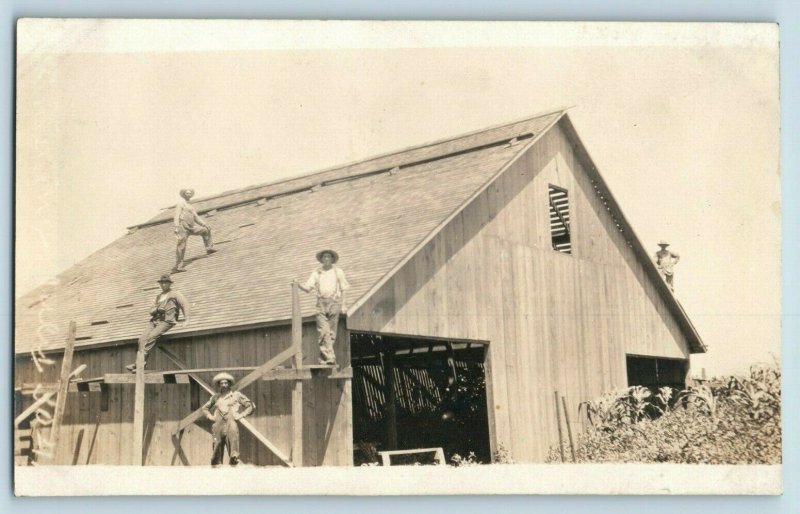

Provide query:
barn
left=14, top=107, right=705, bottom=466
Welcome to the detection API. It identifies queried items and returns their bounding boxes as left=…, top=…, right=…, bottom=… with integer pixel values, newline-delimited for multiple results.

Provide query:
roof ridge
left=156, top=106, right=570, bottom=212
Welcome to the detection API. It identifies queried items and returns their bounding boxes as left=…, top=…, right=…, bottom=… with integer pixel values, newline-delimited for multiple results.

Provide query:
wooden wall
left=14, top=320, right=352, bottom=467
left=348, top=120, right=691, bottom=462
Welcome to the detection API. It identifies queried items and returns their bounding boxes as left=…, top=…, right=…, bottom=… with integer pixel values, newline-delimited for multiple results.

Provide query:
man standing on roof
left=655, top=240, right=680, bottom=291
left=173, top=188, right=216, bottom=273
left=293, top=249, right=350, bottom=365
left=126, top=274, right=190, bottom=372
left=202, top=373, right=254, bottom=467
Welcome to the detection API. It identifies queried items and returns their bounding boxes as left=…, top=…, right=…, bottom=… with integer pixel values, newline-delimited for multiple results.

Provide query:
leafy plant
left=492, top=443, right=515, bottom=464
left=450, top=451, right=481, bottom=466
left=676, top=385, right=717, bottom=417
left=551, top=365, right=782, bottom=464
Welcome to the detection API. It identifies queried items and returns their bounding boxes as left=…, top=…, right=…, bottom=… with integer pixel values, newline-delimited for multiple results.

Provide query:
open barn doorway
left=350, top=332, right=491, bottom=466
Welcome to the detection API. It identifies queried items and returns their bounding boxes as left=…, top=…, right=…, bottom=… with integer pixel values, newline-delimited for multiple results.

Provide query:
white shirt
left=304, top=267, right=350, bottom=300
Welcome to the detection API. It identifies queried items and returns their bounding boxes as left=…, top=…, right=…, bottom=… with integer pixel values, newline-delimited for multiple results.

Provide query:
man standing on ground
left=655, top=240, right=681, bottom=291
left=293, top=249, right=350, bottom=365
left=202, top=373, right=254, bottom=467
left=173, top=188, right=216, bottom=273
left=126, top=274, right=190, bottom=372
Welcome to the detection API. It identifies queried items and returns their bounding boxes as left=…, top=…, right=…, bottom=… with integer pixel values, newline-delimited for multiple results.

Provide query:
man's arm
left=234, top=394, right=255, bottom=421
left=173, top=199, right=184, bottom=232
left=201, top=396, right=216, bottom=421
left=174, top=291, right=191, bottom=324
left=190, top=204, right=209, bottom=228
left=293, top=271, right=317, bottom=294
left=672, top=252, right=681, bottom=264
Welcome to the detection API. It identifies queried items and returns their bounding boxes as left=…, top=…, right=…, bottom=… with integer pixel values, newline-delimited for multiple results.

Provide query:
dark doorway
left=626, top=354, right=689, bottom=390
left=350, top=332, right=491, bottom=466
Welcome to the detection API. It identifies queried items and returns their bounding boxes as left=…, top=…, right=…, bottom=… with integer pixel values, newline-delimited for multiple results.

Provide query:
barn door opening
left=350, top=332, right=490, bottom=466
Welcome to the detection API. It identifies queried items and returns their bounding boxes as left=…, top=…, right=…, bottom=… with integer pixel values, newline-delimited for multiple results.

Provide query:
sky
left=15, top=21, right=780, bottom=376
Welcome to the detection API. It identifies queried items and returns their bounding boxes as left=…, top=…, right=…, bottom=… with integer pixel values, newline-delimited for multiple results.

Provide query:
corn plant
left=676, top=385, right=717, bottom=417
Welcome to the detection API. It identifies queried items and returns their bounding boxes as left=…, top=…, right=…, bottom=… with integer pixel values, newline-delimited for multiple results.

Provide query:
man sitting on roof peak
left=292, top=249, right=350, bottom=365
left=655, top=240, right=680, bottom=291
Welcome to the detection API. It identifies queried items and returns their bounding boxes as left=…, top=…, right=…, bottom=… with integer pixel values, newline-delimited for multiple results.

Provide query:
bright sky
left=15, top=21, right=780, bottom=376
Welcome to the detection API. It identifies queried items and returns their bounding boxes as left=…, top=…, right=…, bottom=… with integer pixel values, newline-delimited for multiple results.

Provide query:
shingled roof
left=15, top=109, right=565, bottom=354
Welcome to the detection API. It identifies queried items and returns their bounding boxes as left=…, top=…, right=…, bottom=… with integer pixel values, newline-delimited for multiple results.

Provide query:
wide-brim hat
left=179, top=188, right=195, bottom=199
left=658, top=240, right=670, bottom=247
left=212, top=372, right=235, bottom=386
left=316, top=249, right=339, bottom=263
left=157, top=274, right=173, bottom=284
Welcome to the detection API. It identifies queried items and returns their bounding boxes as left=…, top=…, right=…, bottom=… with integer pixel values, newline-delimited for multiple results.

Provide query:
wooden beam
left=132, top=347, right=146, bottom=465
left=291, top=282, right=304, bottom=467
left=173, top=343, right=298, bottom=433
left=41, top=321, right=77, bottom=463
left=14, top=391, right=56, bottom=428
left=384, top=350, right=397, bottom=450
left=158, top=346, right=216, bottom=394
left=104, top=373, right=185, bottom=384
left=160, top=347, right=293, bottom=466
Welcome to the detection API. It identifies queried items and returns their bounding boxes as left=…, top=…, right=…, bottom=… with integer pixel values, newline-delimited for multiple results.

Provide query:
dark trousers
left=211, top=418, right=240, bottom=465
left=138, top=320, right=174, bottom=359
left=175, top=225, right=213, bottom=269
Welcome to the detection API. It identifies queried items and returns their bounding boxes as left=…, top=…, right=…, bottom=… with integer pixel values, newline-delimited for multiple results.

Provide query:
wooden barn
left=14, top=108, right=706, bottom=466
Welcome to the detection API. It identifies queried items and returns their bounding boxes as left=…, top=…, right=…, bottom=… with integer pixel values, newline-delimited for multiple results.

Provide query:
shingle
left=16, top=111, right=563, bottom=353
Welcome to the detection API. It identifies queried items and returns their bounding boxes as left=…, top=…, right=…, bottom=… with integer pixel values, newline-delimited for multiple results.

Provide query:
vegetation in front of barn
left=546, top=364, right=781, bottom=464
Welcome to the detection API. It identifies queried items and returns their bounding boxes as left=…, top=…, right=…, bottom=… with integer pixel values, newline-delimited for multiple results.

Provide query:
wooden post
left=43, top=321, right=76, bottom=463
left=384, top=349, right=397, bottom=450
left=561, top=395, right=576, bottom=462
left=132, top=347, right=146, bottom=465
left=554, top=390, right=565, bottom=462
left=291, top=282, right=304, bottom=467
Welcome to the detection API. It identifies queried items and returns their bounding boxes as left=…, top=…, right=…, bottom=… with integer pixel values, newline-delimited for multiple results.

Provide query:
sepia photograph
left=13, top=19, right=781, bottom=495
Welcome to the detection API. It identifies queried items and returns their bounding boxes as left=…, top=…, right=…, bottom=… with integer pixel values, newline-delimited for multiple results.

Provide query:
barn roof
left=15, top=107, right=705, bottom=355
left=15, top=109, right=564, bottom=354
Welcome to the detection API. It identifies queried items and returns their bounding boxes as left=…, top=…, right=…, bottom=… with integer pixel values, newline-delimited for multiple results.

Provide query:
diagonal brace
left=162, top=345, right=295, bottom=466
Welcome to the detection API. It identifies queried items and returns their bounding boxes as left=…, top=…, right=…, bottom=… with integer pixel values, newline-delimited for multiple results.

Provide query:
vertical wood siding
left=348, top=120, right=691, bottom=462
left=14, top=320, right=352, bottom=467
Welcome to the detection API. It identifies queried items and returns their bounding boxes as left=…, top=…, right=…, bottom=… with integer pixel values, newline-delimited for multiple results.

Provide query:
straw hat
left=212, top=372, right=235, bottom=386
left=315, top=249, right=339, bottom=263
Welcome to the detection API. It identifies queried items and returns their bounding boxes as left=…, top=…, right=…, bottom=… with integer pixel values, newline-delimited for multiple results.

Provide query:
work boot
left=206, top=248, right=217, bottom=255
left=230, top=456, right=239, bottom=466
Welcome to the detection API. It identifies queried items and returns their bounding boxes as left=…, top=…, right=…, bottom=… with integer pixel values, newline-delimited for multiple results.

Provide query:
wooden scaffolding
left=16, top=284, right=350, bottom=466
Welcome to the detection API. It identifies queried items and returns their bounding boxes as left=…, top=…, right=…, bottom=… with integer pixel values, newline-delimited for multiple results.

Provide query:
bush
left=548, top=365, right=781, bottom=464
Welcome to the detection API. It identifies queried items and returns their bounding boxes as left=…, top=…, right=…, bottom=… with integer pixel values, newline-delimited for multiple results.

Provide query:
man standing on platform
left=173, top=188, right=216, bottom=273
left=293, top=249, right=350, bottom=365
left=202, top=373, right=255, bottom=467
left=125, top=274, right=190, bottom=372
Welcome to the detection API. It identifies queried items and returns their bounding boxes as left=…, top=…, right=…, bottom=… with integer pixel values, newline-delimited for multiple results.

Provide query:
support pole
left=41, top=321, right=76, bottom=463
left=291, top=282, right=304, bottom=467
left=561, top=395, right=576, bottom=462
left=554, top=390, right=565, bottom=463
left=132, top=347, right=146, bottom=465
left=384, top=349, right=397, bottom=450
